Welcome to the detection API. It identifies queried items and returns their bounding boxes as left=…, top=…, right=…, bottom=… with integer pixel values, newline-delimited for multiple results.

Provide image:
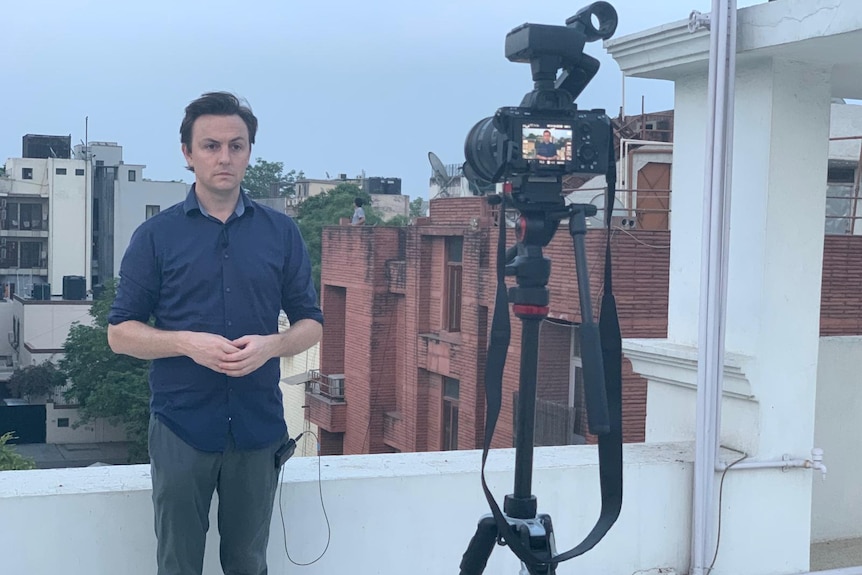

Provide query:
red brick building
left=307, top=196, right=671, bottom=455
left=306, top=190, right=862, bottom=456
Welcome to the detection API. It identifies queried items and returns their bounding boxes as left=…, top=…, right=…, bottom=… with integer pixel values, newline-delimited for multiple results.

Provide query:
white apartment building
left=75, top=142, right=188, bottom=285
left=0, top=142, right=188, bottom=296
left=0, top=139, right=187, bottom=449
left=0, top=156, right=90, bottom=299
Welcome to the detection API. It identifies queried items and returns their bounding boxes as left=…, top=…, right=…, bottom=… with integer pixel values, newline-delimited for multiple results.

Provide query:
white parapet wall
left=1, top=443, right=696, bottom=575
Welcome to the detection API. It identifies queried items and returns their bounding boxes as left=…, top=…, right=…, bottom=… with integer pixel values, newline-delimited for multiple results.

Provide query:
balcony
left=383, top=410, right=402, bottom=450
left=305, top=370, right=345, bottom=401
left=305, top=370, right=347, bottom=433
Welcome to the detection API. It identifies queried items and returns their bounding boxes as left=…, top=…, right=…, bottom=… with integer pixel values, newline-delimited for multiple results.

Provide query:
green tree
left=59, top=280, right=151, bottom=463
left=382, top=214, right=410, bottom=227
left=296, top=183, right=382, bottom=290
left=409, top=196, right=426, bottom=218
left=0, top=432, right=36, bottom=471
left=8, top=362, right=67, bottom=402
left=0, top=166, right=6, bottom=178
left=242, top=158, right=303, bottom=198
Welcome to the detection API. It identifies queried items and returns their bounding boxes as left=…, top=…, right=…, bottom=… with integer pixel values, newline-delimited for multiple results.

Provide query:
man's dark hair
left=354, top=197, right=364, bottom=207
left=180, top=92, right=258, bottom=149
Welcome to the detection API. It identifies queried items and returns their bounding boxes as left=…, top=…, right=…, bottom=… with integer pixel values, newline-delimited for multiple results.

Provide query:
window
left=826, top=166, right=859, bottom=235
left=445, top=237, right=463, bottom=332
left=2, top=202, right=19, bottom=231
left=20, top=204, right=42, bottom=230
left=145, top=205, right=160, bottom=219
left=22, top=168, right=33, bottom=180
left=57, top=418, right=70, bottom=428
left=95, top=160, right=104, bottom=166
left=128, top=169, right=136, bottom=182
left=0, top=240, right=18, bottom=267
left=20, top=242, right=43, bottom=268
left=92, top=198, right=100, bottom=232
left=442, top=377, right=460, bottom=451
left=55, top=168, right=67, bottom=175
left=75, top=168, right=85, bottom=176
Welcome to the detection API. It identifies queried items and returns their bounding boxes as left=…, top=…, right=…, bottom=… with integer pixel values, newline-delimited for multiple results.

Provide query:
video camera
left=459, top=4, right=623, bottom=574
left=463, top=2, right=618, bottom=206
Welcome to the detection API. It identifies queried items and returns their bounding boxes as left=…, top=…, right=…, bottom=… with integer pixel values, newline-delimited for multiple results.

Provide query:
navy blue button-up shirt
left=108, top=187, right=323, bottom=452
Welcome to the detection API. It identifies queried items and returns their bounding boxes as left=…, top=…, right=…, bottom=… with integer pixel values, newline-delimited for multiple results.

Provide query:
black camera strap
left=479, top=128, right=623, bottom=567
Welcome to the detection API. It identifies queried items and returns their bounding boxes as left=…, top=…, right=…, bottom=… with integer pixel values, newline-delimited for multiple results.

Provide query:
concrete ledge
left=0, top=441, right=695, bottom=498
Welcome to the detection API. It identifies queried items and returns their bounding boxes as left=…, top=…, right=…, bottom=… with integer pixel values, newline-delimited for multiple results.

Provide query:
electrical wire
left=278, top=430, right=331, bottom=566
left=707, top=452, right=748, bottom=573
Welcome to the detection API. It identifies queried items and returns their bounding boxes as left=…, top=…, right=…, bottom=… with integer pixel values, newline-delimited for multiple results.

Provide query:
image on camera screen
left=521, top=123, right=573, bottom=164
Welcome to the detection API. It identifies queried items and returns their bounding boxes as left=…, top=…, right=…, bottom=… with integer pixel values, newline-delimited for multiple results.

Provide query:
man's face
left=543, top=132, right=552, bottom=143
left=182, top=114, right=251, bottom=197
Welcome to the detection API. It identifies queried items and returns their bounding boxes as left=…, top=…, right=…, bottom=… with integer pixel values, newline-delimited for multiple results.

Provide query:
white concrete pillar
left=668, top=57, right=831, bottom=457
left=626, top=56, right=832, bottom=575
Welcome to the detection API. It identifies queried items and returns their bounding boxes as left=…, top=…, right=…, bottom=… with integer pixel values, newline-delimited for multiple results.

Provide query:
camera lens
left=464, top=117, right=507, bottom=183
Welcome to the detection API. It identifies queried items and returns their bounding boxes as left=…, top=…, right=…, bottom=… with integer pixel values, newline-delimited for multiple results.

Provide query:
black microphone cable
left=277, top=430, right=331, bottom=566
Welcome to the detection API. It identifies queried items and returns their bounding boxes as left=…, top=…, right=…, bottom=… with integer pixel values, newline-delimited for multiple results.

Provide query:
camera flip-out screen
left=521, top=123, right=573, bottom=165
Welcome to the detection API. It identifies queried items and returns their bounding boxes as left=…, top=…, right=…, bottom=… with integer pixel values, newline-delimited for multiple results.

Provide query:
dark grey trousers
left=149, top=415, right=283, bottom=575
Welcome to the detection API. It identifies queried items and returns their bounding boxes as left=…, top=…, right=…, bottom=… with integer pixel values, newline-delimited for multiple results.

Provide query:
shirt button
left=227, top=320, right=233, bottom=327
left=224, top=253, right=229, bottom=259
left=226, top=287, right=231, bottom=293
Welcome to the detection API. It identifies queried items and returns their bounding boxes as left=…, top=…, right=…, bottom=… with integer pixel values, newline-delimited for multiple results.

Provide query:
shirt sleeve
left=108, top=224, right=161, bottom=325
left=282, top=220, right=324, bottom=326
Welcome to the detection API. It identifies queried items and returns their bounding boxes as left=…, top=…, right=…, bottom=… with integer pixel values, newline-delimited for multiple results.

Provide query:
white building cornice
left=604, top=19, right=710, bottom=80
left=623, top=338, right=755, bottom=401
left=606, top=0, right=862, bottom=90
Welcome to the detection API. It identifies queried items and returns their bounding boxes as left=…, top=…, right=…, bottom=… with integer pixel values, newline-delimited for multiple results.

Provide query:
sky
left=1, top=0, right=767, bottom=200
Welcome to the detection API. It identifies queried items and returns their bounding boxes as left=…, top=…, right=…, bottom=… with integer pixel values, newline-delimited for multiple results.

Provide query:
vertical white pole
left=691, top=0, right=737, bottom=574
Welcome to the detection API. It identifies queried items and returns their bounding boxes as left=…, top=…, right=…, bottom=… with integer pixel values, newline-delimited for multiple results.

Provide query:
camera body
left=463, top=2, right=618, bottom=194
left=480, top=106, right=611, bottom=180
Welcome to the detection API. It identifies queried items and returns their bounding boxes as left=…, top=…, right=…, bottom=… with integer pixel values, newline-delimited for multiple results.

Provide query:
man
left=107, top=92, right=323, bottom=575
left=535, top=130, right=559, bottom=161
left=351, top=196, right=366, bottom=225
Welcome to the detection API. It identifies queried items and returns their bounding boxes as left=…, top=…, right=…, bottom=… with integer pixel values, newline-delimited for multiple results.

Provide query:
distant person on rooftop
left=352, top=197, right=366, bottom=225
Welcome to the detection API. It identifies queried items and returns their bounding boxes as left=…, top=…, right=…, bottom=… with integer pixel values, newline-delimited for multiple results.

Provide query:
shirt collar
left=183, top=183, right=253, bottom=220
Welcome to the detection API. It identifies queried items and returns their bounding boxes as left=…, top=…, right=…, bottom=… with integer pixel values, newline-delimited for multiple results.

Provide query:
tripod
left=460, top=193, right=612, bottom=575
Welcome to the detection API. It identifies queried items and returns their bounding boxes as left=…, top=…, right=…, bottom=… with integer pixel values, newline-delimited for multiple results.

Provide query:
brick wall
left=317, top=201, right=668, bottom=453
left=326, top=194, right=862, bottom=454
left=821, top=235, right=862, bottom=336
left=318, top=226, right=405, bottom=455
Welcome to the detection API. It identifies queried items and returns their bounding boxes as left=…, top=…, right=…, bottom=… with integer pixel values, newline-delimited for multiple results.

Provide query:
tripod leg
left=460, top=515, right=498, bottom=575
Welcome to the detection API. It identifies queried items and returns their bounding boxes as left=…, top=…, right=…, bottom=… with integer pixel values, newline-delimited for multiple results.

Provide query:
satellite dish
left=462, top=162, right=495, bottom=197
left=428, top=151, right=456, bottom=198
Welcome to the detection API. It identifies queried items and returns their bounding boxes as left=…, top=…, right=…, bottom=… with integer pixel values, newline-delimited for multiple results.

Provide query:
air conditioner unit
left=329, top=375, right=345, bottom=399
